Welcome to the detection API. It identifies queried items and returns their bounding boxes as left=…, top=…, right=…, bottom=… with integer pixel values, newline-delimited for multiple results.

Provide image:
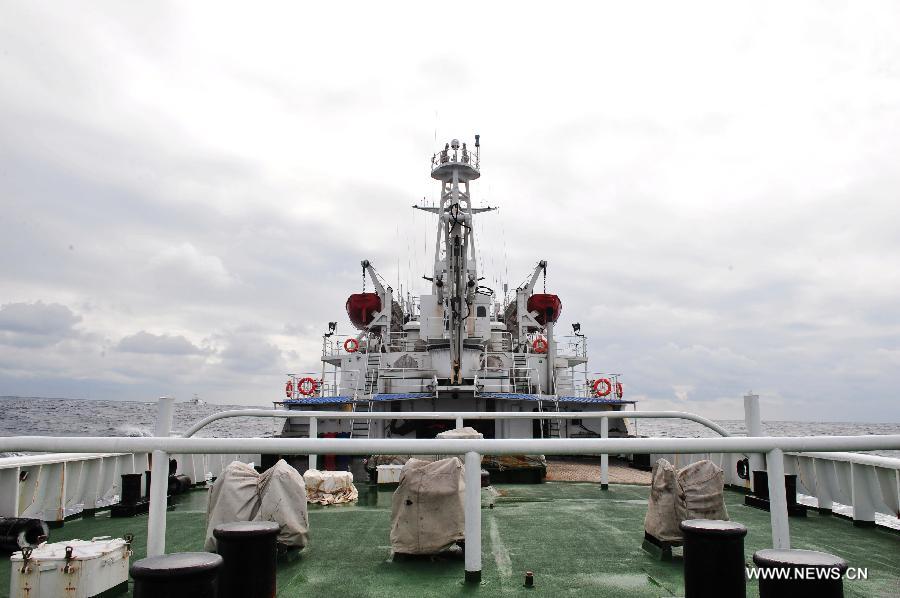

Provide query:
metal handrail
left=181, top=409, right=732, bottom=438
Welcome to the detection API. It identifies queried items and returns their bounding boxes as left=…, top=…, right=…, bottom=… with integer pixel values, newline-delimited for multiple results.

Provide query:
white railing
left=2, top=396, right=897, bottom=583
left=0, top=451, right=255, bottom=522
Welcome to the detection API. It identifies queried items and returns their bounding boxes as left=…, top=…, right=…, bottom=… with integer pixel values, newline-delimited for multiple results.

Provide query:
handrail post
left=767, top=448, right=790, bottom=549
left=309, top=417, right=318, bottom=470
left=600, top=417, right=609, bottom=490
left=464, top=451, right=481, bottom=583
left=744, top=393, right=765, bottom=491
left=147, top=396, right=174, bottom=556
left=456, top=416, right=463, bottom=430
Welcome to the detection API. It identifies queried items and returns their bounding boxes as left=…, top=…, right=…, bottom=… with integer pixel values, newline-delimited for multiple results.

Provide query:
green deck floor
left=3, top=483, right=899, bottom=597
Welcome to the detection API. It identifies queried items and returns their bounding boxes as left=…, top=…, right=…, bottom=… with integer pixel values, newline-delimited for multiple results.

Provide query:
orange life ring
left=344, top=338, right=359, bottom=353
left=296, top=377, right=318, bottom=397
left=532, top=337, right=548, bottom=354
left=615, top=382, right=623, bottom=399
left=593, top=378, right=612, bottom=398
left=285, top=380, right=294, bottom=398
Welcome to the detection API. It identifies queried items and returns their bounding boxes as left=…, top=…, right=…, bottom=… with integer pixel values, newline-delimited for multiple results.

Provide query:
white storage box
left=376, top=464, right=404, bottom=484
left=10, top=537, right=130, bottom=598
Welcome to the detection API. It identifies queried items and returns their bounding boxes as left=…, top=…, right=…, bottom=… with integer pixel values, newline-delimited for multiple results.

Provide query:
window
left=476, top=306, right=487, bottom=318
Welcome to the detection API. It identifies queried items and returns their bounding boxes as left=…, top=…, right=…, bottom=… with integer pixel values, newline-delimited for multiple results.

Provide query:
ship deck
left=3, top=482, right=898, bottom=597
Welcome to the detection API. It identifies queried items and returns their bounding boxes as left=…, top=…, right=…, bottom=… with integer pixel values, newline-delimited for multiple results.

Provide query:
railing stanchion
left=309, top=417, right=318, bottom=471
left=464, top=451, right=482, bottom=583
left=766, top=448, right=790, bottom=549
left=600, top=417, right=609, bottom=490
left=456, top=416, right=463, bottom=430
left=147, top=396, right=174, bottom=557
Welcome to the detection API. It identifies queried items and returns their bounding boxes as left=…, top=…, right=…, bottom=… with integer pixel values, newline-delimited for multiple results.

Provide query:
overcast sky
left=1, top=2, right=898, bottom=421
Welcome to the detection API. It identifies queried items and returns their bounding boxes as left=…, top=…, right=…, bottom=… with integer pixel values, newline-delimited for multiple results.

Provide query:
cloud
left=0, top=2, right=899, bottom=421
left=116, top=331, right=203, bottom=355
left=0, top=302, right=81, bottom=347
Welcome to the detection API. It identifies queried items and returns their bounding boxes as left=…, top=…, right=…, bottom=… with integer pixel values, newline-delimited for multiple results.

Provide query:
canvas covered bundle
left=644, top=458, right=728, bottom=543
left=205, top=460, right=309, bottom=551
left=389, top=457, right=466, bottom=555
left=303, top=469, right=359, bottom=505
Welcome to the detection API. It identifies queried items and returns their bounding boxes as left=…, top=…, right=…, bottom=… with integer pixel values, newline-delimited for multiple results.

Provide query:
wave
left=116, top=424, right=153, bottom=437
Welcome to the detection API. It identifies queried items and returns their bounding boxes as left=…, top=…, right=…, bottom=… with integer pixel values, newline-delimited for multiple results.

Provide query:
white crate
left=376, top=464, right=404, bottom=484
left=10, top=537, right=130, bottom=598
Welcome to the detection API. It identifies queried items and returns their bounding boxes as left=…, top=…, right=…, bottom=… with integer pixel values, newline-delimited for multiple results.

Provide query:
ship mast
left=417, top=136, right=493, bottom=384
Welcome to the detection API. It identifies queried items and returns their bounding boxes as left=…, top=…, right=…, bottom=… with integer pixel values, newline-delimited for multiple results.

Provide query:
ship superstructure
left=278, top=137, right=634, bottom=441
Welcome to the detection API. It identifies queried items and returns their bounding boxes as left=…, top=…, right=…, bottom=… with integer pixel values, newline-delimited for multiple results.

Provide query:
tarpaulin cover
left=643, top=459, right=681, bottom=543
left=390, top=457, right=465, bottom=555
left=303, top=469, right=359, bottom=505
left=257, top=460, right=310, bottom=548
left=644, top=458, right=728, bottom=543
left=205, top=460, right=309, bottom=551
left=674, top=460, right=729, bottom=523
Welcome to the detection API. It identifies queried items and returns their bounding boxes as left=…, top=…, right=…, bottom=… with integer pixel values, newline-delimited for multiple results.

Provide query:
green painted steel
left=2, top=483, right=897, bottom=597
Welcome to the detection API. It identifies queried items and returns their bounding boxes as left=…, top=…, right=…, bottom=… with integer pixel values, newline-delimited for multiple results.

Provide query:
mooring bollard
left=753, top=548, right=848, bottom=598
left=213, top=521, right=280, bottom=598
left=130, top=552, right=222, bottom=598
left=680, top=519, right=748, bottom=598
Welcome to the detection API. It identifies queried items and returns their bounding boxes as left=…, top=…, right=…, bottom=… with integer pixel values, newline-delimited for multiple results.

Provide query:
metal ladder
left=537, top=400, right=562, bottom=439
left=350, top=401, right=374, bottom=439
left=512, top=353, right=529, bottom=393
left=364, top=351, right=381, bottom=394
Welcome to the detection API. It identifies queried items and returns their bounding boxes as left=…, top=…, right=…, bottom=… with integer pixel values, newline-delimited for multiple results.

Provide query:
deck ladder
left=350, top=401, right=374, bottom=439
left=364, top=351, right=381, bottom=394
left=512, top=353, right=529, bottom=393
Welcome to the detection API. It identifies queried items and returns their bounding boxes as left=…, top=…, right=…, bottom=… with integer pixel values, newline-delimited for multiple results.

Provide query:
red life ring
left=532, top=337, right=548, bottom=354
left=285, top=380, right=294, bottom=398
left=344, top=338, right=359, bottom=353
left=615, top=382, right=623, bottom=399
left=296, top=377, right=318, bottom=397
left=592, top=378, right=612, bottom=398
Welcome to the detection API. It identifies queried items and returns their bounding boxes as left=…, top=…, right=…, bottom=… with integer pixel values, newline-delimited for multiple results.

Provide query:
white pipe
left=600, top=418, right=609, bottom=489
left=767, top=448, right=790, bottom=549
left=744, top=393, right=765, bottom=490
left=182, top=409, right=732, bottom=438
left=1, top=435, right=898, bottom=456
left=147, top=397, right=174, bottom=557
left=788, top=451, right=900, bottom=469
left=456, top=416, right=464, bottom=429
left=309, top=417, right=318, bottom=471
left=464, top=451, right=481, bottom=582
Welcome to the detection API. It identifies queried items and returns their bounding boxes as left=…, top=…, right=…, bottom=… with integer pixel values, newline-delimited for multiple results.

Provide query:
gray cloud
left=116, top=331, right=204, bottom=355
left=1, top=2, right=898, bottom=420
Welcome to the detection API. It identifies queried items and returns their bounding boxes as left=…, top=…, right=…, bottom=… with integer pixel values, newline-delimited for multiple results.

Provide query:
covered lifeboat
left=345, top=293, right=381, bottom=330
left=527, top=293, right=562, bottom=326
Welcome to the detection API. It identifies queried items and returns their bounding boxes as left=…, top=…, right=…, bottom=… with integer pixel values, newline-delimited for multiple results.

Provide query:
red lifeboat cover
left=527, top=294, right=562, bottom=325
left=345, top=293, right=382, bottom=330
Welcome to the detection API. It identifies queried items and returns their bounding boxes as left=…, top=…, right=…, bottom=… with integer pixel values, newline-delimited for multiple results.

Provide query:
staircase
left=512, top=353, right=529, bottom=393
left=350, top=401, right=374, bottom=439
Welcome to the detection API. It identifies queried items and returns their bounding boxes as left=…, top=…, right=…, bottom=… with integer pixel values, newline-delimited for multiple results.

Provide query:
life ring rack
left=285, top=379, right=294, bottom=398
left=296, top=377, right=318, bottom=397
left=344, top=337, right=360, bottom=353
left=532, top=337, right=548, bottom=354
left=592, top=378, right=612, bottom=398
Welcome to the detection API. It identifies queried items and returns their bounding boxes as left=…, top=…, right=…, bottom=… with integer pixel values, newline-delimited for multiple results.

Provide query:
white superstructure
left=279, top=137, right=632, bottom=441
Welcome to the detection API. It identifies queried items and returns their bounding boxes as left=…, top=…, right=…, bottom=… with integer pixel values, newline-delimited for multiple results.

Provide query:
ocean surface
left=1, top=396, right=898, bottom=458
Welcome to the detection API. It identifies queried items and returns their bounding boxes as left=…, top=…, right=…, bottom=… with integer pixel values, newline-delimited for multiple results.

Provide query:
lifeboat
left=345, top=293, right=381, bottom=330
left=527, top=294, right=562, bottom=326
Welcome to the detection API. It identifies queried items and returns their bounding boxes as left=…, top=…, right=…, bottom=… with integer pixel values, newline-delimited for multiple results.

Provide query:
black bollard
left=213, top=521, right=280, bottom=598
left=120, top=473, right=143, bottom=505
left=130, top=552, right=222, bottom=598
left=680, top=519, right=748, bottom=598
left=753, top=549, right=848, bottom=598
